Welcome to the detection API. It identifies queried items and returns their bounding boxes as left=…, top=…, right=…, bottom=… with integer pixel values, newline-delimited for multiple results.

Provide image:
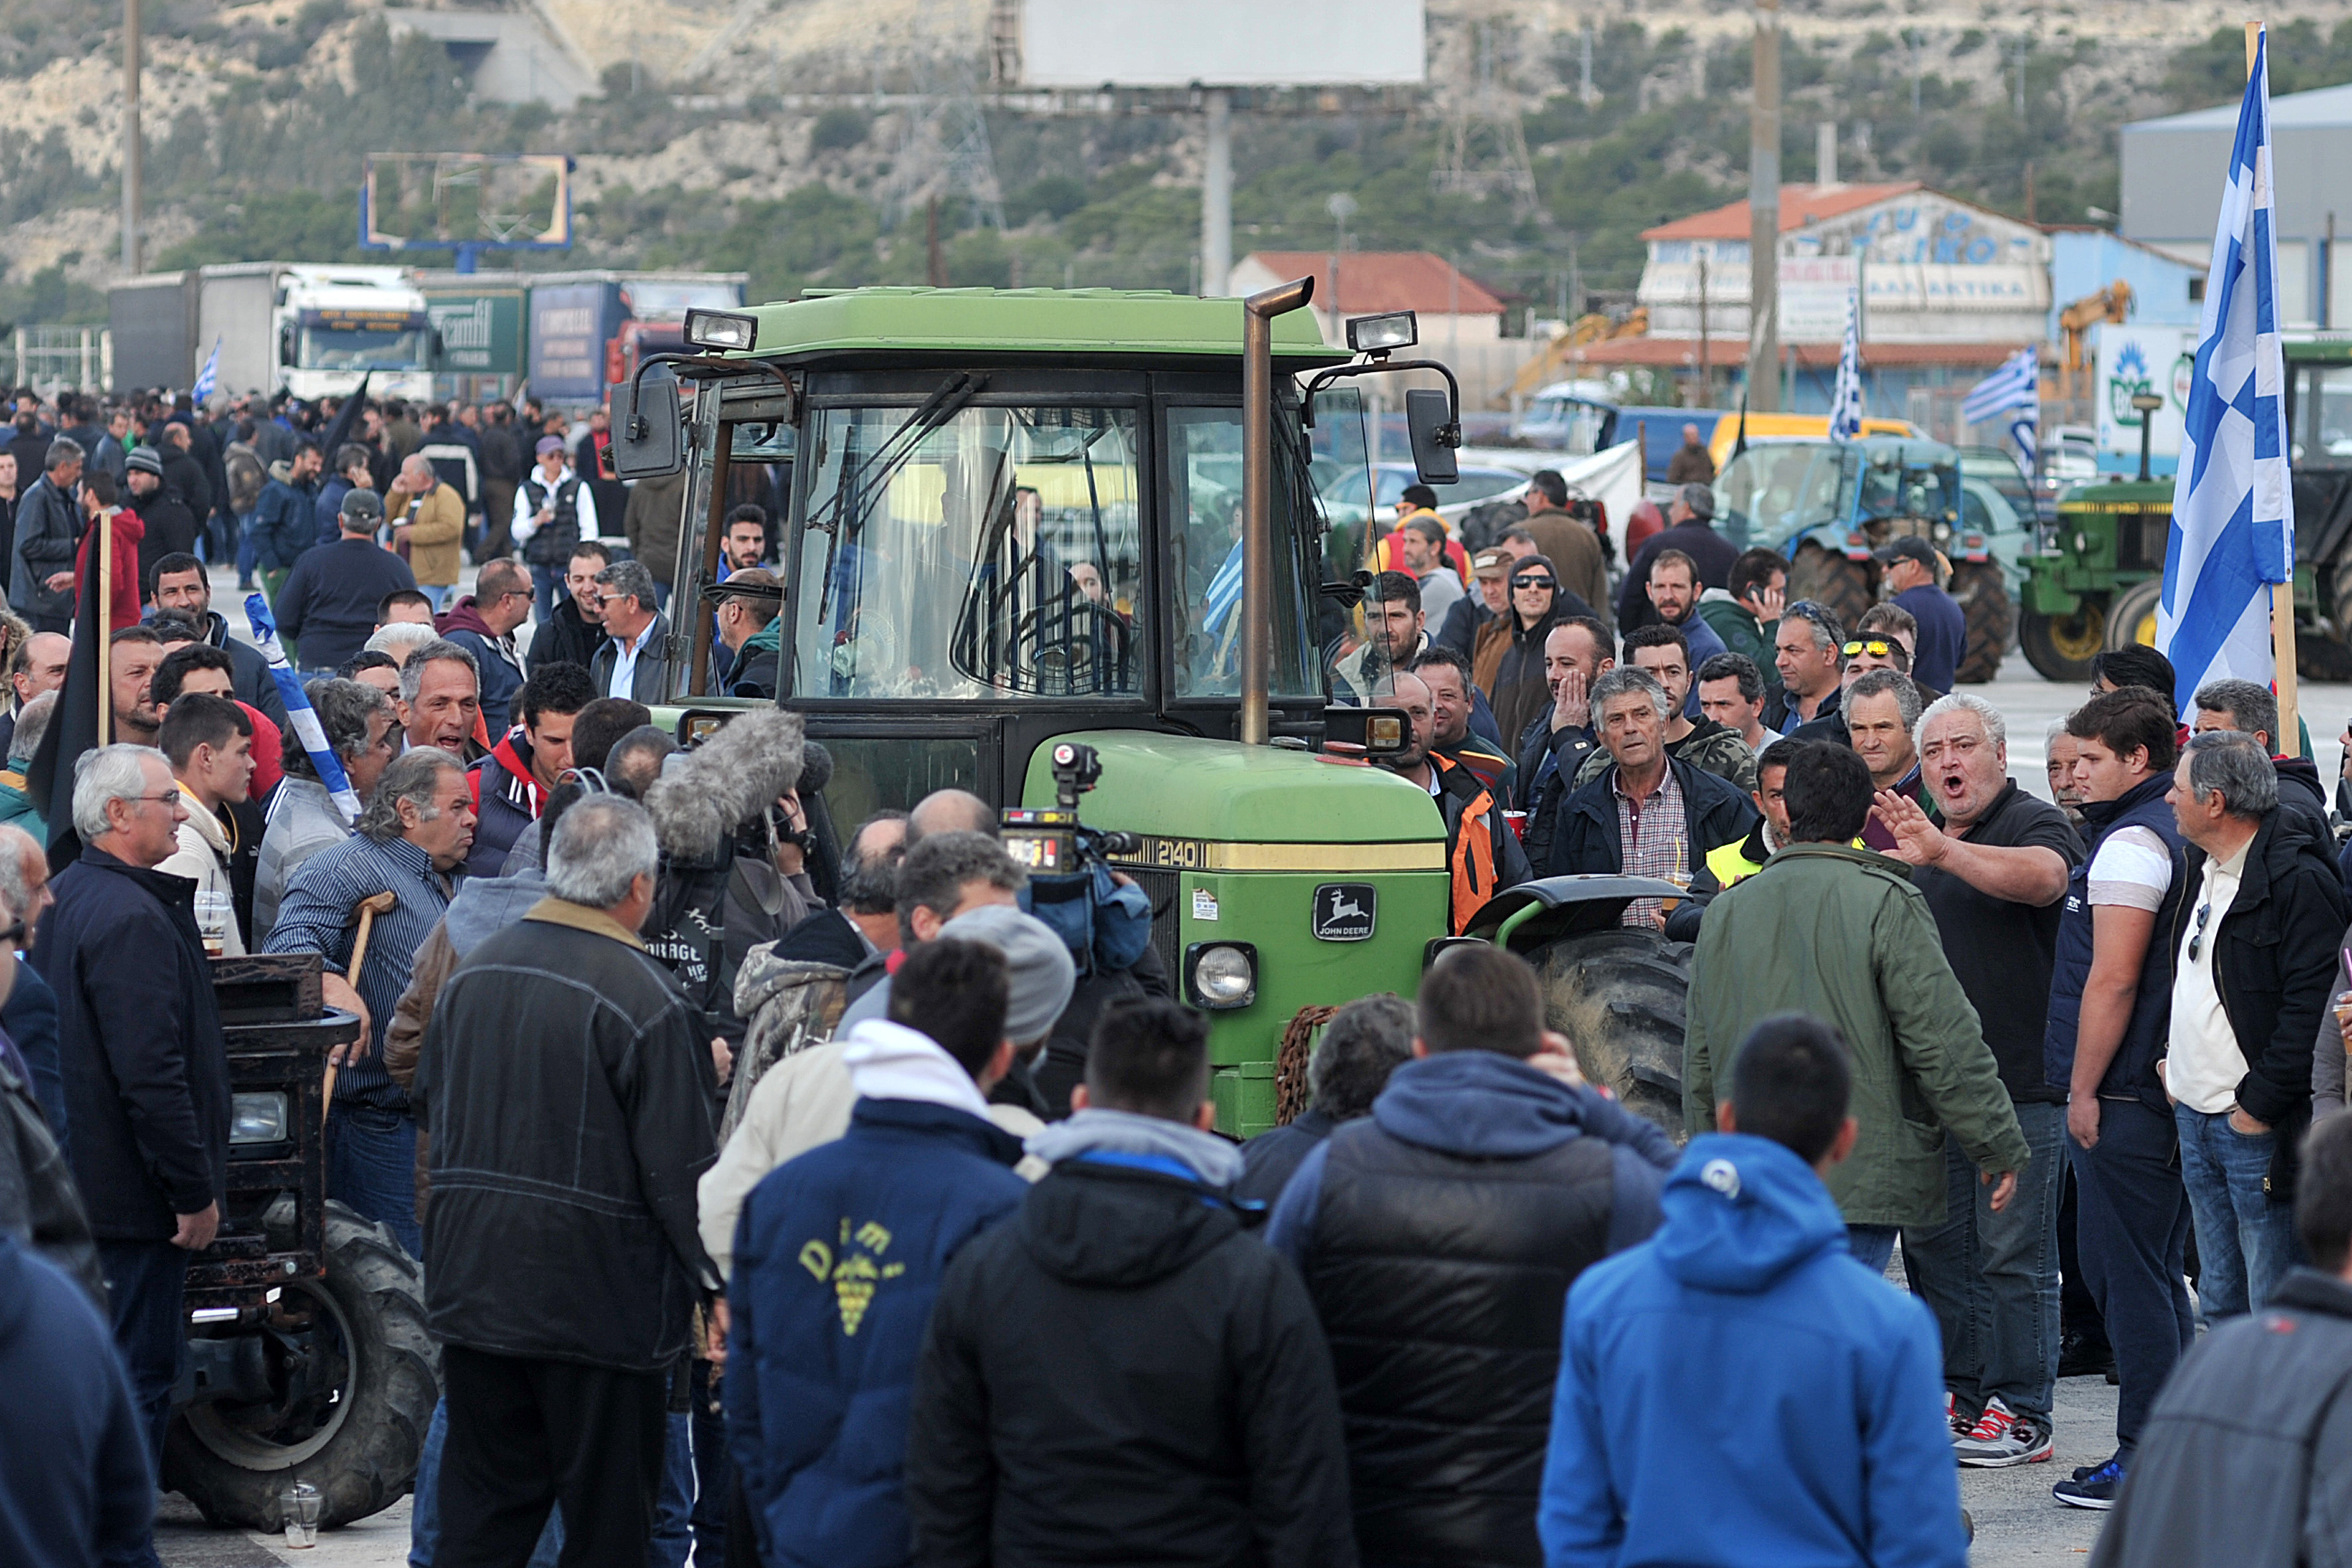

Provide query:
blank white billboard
left=1019, top=0, right=1425, bottom=89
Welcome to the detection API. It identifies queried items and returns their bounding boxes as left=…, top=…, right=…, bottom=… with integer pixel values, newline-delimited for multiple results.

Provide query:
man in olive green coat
left=1685, top=741, right=2029, bottom=1272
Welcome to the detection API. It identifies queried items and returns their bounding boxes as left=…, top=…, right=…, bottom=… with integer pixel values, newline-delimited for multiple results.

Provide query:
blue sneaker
left=2053, top=1455, right=2126, bottom=1510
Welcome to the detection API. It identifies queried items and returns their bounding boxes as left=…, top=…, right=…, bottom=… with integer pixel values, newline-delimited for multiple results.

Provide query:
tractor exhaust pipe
left=1241, top=275, right=1314, bottom=745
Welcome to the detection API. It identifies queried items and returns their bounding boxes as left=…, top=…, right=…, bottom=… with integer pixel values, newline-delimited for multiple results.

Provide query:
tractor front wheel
left=1786, top=542, right=1873, bottom=633
left=2019, top=601, right=2106, bottom=683
left=1949, top=562, right=2012, bottom=684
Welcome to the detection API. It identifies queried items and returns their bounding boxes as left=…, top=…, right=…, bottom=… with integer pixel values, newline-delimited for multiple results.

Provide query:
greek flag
left=191, top=337, right=222, bottom=404
left=1201, top=536, right=1244, bottom=635
left=2156, top=29, right=2292, bottom=711
left=1962, top=347, right=2038, bottom=426
left=245, top=593, right=362, bottom=820
left=1828, top=291, right=1865, bottom=441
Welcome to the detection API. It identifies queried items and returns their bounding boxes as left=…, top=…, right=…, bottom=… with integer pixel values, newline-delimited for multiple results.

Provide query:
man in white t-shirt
left=2164, top=729, right=2348, bottom=1322
left=2045, top=688, right=2193, bottom=1512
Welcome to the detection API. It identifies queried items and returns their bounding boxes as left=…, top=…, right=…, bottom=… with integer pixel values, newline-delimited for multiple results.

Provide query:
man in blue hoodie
left=1541, top=1014, right=1970, bottom=1568
left=1270, top=945, right=1676, bottom=1568
left=727, top=936, right=1032, bottom=1568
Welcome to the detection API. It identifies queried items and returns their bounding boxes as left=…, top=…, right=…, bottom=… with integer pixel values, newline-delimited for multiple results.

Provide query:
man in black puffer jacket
left=909, top=998, right=1357, bottom=1568
left=1267, top=945, right=1675, bottom=1568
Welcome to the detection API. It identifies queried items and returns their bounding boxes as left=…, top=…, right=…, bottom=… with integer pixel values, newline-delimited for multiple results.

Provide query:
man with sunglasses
left=1873, top=537, right=1965, bottom=694
left=437, top=558, right=535, bottom=737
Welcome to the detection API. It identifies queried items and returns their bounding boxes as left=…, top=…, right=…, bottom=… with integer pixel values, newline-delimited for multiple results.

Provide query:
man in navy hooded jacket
left=1269, top=944, right=1675, bottom=1568
left=725, top=937, right=1032, bottom=1568
left=1539, top=1014, right=1968, bottom=1568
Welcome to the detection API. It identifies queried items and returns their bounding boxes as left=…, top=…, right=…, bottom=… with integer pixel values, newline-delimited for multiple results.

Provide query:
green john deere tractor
left=608, top=283, right=1699, bottom=1133
left=2019, top=333, right=2352, bottom=682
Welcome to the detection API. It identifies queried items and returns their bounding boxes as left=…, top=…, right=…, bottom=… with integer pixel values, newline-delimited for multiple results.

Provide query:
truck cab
left=632, top=285, right=1454, bottom=1132
left=274, top=265, right=439, bottom=404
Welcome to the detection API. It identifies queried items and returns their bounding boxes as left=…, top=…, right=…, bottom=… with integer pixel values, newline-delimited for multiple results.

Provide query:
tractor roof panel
left=728, top=287, right=1350, bottom=365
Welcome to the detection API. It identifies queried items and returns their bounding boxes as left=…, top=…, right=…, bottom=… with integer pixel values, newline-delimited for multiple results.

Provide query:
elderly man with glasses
left=33, top=745, right=230, bottom=1537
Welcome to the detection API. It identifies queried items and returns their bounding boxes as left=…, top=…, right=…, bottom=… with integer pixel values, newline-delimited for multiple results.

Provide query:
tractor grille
left=2117, top=512, right=2170, bottom=572
left=1127, top=866, right=1184, bottom=981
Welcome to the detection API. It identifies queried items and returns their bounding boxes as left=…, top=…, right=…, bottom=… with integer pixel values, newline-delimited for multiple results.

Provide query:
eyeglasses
left=1511, top=575, right=1556, bottom=590
left=2188, top=901, right=2213, bottom=962
left=125, top=792, right=181, bottom=809
left=1842, top=639, right=1898, bottom=659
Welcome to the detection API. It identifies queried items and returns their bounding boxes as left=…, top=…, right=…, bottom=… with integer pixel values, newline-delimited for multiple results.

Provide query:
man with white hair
left=1871, top=691, right=2086, bottom=1468
left=386, top=452, right=465, bottom=614
left=416, top=793, right=720, bottom=1562
left=32, top=745, right=229, bottom=1539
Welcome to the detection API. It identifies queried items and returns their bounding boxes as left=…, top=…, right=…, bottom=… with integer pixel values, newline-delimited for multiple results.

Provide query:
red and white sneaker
left=1946, top=1391, right=1970, bottom=1441
left=1954, top=1396, right=2055, bottom=1468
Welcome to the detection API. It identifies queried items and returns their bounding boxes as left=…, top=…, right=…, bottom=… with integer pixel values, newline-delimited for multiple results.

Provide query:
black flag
left=25, top=537, right=108, bottom=872
left=313, top=372, right=373, bottom=473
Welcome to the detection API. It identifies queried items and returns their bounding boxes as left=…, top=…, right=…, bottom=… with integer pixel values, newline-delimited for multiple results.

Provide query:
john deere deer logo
left=798, top=1218, right=907, bottom=1336
left=1312, top=883, right=1377, bottom=942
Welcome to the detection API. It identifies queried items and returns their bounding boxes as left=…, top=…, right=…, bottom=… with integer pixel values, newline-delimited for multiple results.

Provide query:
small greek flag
left=1962, top=347, right=2039, bottom=427
left=2156, top=27, right=2292, bottom=711
left=1828, top=291, right=1864, bottom=442
left=191, top=337, right=222, bottom=405
left=245, top=593, right=362, bottom=821
left=1201, top=537, right=1244, bottom=634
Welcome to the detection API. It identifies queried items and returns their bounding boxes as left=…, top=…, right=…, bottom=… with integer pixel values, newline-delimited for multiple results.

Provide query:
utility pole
left=1748, top=0, right=1781, bottom=412
left=1200, top=88, right=1231, bottom=296
left=122, top=0, right=141, bottom=275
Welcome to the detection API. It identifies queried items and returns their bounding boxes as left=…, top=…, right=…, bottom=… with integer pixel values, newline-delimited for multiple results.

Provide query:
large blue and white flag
left=1828, top=291, right=1865, bottom=441
left=2156, top=27, right=2292, bottom=711
left=191, top=337, right=222, bottom=405
left=1962, top=347, right=2038, bottom=427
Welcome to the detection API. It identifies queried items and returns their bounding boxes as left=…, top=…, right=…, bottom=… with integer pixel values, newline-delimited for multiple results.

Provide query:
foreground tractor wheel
left=2104, top=579, right=2163, bottom=652
left=1787, top=542, right=1873, bottom=631
left=1948, top=562, right=2011, bottom=684
left=165, top=1205, right=437, bottom=1531
left=2019, top=601, right=2106, bottom=683
left=1529, top=927, right=1693, bottom=1133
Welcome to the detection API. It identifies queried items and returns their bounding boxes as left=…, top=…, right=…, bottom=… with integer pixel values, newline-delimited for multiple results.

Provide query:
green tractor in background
left=1713, top=434, right=2026, bottom=683
left=610, top=283, right=1695, bottom=1135
left=2019, top=335, right=2352, bottom=682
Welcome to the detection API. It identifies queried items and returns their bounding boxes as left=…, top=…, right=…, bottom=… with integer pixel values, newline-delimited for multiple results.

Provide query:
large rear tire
left=1949, top=562, right=2011, bottom=684
left=1528, top=927, right=1692, bottom=1134
left=1786, top=542, right=1872, bottom=633
left=2019, top=601, right=2106, bottom=682
left=2104, top=578, right=2163, bottom=651
left=165, top=1204, right=438, bottom=1531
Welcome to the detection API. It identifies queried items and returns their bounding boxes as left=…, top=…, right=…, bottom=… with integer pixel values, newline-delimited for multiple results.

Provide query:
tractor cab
left=612, top=285, right=1465, bottom=1132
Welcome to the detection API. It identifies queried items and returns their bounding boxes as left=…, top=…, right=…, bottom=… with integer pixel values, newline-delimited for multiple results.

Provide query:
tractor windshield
left=1714, top=444, right=1849, bottom=544
left=795, top=403, right=1142, bottom=700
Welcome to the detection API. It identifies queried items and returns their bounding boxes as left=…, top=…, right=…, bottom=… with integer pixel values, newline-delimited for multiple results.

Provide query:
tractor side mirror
left=1323, top=704, right=1413, bottom=759
left=1406, top=388, right=1458, bottom=485
left=611, top=366, right=683, bottom=479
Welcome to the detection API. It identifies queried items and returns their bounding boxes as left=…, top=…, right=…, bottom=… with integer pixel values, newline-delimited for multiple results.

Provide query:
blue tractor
left=1712, top=434, right=2024, bottom=683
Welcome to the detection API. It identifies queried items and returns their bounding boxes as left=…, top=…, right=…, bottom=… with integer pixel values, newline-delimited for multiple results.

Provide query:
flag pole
left=2250, top=21, right=2304, bottom=757
left=95, top=523, right=111, bottom=746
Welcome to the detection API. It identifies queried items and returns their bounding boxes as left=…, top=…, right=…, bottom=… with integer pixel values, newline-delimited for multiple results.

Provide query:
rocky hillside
left=3, top=0, right=2349, bottom=326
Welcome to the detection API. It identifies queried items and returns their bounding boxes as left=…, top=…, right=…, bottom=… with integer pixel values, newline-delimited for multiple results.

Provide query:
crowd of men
left=4, top=395, right=2352, bottom=1568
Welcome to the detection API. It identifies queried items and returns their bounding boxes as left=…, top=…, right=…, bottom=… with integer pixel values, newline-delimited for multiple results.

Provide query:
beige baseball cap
left=1472, top=550, right=1511, bottom=578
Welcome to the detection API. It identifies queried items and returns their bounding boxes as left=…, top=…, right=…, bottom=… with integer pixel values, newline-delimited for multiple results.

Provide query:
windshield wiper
left=805, top=372, right=989, bottom=535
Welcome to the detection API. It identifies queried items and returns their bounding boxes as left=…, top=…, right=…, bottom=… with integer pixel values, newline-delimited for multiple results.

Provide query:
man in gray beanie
left=1619, top=479, right=1738, bottom=635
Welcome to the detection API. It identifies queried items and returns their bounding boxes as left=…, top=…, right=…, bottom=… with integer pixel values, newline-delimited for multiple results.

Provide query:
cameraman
left=878, top=785, right=1171, bottom=1118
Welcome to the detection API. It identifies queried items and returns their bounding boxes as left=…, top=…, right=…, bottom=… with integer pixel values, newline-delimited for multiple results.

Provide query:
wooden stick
left=321, top=891, right=398, bottom=1109
left=2246, top=21, right=2304, bottom=756
left=95, top=501, right=110, bottom=744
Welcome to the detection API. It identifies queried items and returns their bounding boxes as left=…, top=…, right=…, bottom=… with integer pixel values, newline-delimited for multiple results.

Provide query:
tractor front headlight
left=1186, top=942, right=1258, bottom=1010
left=230, top=1092, right=289, bottom=1145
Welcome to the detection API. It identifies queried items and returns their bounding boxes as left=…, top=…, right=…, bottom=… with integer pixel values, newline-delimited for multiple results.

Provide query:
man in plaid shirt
left=1547, top=668, right=1757, bottom=927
